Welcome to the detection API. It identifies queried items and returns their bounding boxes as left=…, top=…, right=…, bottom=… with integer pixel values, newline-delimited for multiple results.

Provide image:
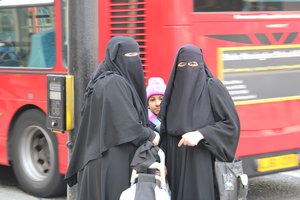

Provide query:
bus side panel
left=0, top=73, right=47, bottom=165
left=191, top=18, right=300, bottom=158
left=0, top=126, right=9, bottom=165
left=56, top=131, right=68, bottom=174
left=146, top=0, right=194, bottom=82
left=0, top=72, right=68, bottom=173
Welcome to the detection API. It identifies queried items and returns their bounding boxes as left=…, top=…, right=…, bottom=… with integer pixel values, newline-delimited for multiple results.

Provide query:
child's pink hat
left=146, top=77, right=166, bottom=99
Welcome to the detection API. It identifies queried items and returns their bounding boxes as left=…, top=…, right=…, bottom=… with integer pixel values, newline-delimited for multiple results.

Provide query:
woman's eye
left=124, top=52, right=139, bottom=57
left=177, top=62, right=186, bottom=67
left=188, top=61, right=199, bottom=67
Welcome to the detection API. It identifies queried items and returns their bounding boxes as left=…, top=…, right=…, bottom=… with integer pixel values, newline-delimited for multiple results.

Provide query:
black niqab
left=82, top=36, right=147, bottom=112
left=160, top=45, right=213, bottom=136
left=103, top=36, right=147, bottom=109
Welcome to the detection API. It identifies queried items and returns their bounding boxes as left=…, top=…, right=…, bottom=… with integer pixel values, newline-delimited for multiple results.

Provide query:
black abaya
left=65, top=37, right=155, bottom=200
left=160, top=45, right=240, bottom=200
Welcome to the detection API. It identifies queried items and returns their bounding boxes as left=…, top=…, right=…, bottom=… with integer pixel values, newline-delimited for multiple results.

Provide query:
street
left=1, top=165, right=300, bottom=200
left=0, top=166, right=65, bottom=200
left=248, top=170, right=300, bottom=200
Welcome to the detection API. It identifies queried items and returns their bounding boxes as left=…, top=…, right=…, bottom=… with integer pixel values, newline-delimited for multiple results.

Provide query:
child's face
left=148, top=94, right=164, bottom=115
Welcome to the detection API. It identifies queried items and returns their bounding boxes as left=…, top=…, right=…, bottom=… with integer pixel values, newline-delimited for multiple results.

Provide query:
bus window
left=61, top=0, right=68, bottom=67
left=193, top=0, right=300, bottom=12
left=0, top=5, right=55, bottom=68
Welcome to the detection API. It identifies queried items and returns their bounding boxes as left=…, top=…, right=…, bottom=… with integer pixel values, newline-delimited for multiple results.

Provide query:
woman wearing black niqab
left=159, top=45, right=240, bottom=200
left=65, top=36, right=159, bottom=200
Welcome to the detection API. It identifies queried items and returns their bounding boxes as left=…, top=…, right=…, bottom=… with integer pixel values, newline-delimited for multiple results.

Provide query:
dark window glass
left=62, top=0, right=68, bottom=67
left=194, top=0, right=300, bottom=12
left=0, top=5, right=55, bottom=68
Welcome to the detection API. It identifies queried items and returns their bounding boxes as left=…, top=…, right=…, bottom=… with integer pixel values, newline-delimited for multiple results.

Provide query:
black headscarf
left=159, top=44, right=214, bottom=136
left=82, top=36, right=148, bottom=114
left=102, top=36, right=147, bottom=109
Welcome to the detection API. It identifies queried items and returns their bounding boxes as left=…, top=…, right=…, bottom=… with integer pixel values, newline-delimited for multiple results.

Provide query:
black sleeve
left=131, top=127, right=155, bottom=146
left=64, top=75, right=153, bottom=186
left=100, top=76, right=155, bottom=148
left=198, top=78, right=240, bottom=162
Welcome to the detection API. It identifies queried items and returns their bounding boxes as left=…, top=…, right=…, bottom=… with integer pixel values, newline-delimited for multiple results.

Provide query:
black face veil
left=103, top=36, right=148, bottom=109
left=160, top=44, right=214, bottom=136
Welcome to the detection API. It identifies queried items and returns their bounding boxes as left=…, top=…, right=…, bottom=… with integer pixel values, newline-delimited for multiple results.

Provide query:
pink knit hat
left=146, top=77, right=166, bottom=99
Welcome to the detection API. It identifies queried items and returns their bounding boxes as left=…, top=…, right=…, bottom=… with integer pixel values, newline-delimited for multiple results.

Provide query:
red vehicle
left=0, top=0, right=68, bottom=197
left=0, top=0, right=300, bottom=197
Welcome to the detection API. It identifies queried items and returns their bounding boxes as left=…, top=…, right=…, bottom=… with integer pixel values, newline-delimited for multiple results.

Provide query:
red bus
left=0, top=0, right=68, bottom=197
left=1, top=0, right=300, bottom=197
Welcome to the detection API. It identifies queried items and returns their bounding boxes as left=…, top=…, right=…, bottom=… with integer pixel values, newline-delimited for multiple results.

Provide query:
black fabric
left=77, top=145, right=136, bottom=200
left=131, top=141, right=160, bottom=173
left=200, top=78, right=240, bottom=162
left=160, top=45, right=212, bottom=136
left=65, top=36, right=155, bottom=200
left=104, top=36, right=148, bottom=109
left=159, top=44, right=240, bottom=200
left=134, top=174, right=157, bottom=200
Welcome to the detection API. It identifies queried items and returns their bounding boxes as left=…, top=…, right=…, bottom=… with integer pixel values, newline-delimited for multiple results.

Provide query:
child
left=146, top=77, right=171, bottom=197
left=146, top=77, right=166, bottom=132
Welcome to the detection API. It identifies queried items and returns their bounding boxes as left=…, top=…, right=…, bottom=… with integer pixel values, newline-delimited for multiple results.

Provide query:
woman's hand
left=178, top=131, right=204, bottom=147
left=152, top=131, right=160, bottom=146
